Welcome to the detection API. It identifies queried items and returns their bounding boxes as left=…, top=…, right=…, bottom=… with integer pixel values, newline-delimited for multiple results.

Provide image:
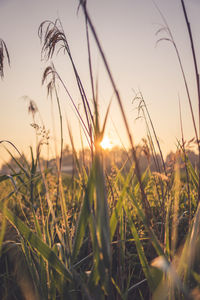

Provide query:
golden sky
left=0, top=0, right=200, bottom=166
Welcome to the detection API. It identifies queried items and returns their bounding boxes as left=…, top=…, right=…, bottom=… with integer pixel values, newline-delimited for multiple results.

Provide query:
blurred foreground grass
left=1, top=1, right=200, bottom=299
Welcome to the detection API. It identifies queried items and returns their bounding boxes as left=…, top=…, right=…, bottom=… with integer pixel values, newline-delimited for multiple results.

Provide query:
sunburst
left=100, top=136, right=112, bottom=150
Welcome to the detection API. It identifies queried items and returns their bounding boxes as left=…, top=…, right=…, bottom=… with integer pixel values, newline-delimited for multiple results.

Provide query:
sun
left=100, top=136, right=112, bottom=150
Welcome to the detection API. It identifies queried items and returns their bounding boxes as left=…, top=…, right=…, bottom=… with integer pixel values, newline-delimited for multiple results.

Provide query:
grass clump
left=1, top=1, right=200, bottom=299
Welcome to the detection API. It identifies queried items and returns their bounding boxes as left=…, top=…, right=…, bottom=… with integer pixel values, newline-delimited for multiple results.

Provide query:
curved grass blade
left=110, top=162, right=135, bottom=241
left=94, top=150, right=111, bottom=270
left=187, top=158, right=198, bottom=190
left=4, top=146, right=30, bottom=178
left=127, top=190, right=164, bottom=257
left=72, top=170, right=94, bottom=262
left=0, top=174, right=20, bottom=183
left=0, top=202, right=72, bottom=282
left=125, top=206, right=155, bottom=292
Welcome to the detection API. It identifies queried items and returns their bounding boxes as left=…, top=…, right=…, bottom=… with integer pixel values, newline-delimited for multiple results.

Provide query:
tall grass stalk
left=155, top=0, right=200, bottom=204
left=180, top=0, right=200, bottom=204
left=79, top=0, right=153, bottom=227
left=1, top=1, right=200, bottom=299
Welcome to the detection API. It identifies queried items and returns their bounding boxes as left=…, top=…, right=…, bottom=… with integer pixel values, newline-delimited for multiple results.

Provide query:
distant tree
left=165, top=149, right=199, bottom=173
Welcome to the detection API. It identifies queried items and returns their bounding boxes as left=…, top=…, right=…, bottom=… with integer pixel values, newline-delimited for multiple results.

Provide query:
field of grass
left=1, top=1, right=200, bottom=299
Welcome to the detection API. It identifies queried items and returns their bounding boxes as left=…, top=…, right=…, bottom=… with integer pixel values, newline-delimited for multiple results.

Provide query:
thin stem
left=140, top=93, right=166, bottom=176
left=55, top=71, right=91, bottom=141
left=79, top=1, right=152, bottom=223
left=179, top=98, right=191, bottom=223
left=85, top=16, right=95, bottom=106
left=154, top=2, right=198, bottom=147
left=180, top=0, right=200, bottom=202
left=54, top=87, right=63, bottom=172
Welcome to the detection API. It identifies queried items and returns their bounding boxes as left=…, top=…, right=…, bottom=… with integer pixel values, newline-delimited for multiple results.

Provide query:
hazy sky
left=0, top=0, right=200, bottom=166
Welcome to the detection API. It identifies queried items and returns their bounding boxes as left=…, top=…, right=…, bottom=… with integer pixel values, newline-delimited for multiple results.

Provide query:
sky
left=0, top=0, right=200, bottom=167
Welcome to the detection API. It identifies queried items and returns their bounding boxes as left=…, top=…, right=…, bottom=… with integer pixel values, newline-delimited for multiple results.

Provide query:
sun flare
left=100, top=136, right=112, bottom=150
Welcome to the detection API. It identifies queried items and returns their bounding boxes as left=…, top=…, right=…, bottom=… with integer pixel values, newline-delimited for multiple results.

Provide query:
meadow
left=1, top=1, right=200, bottom=299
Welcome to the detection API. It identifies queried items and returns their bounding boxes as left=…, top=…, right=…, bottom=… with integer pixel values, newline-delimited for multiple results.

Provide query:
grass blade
left=0, top=202, right=72, bottom=281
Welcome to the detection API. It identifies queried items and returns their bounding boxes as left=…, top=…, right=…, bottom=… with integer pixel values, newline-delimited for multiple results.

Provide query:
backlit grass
left=1, top=1, right=200, bottom=299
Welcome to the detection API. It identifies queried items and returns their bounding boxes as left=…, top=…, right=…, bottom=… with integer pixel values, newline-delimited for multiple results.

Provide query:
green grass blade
left=94, top=151, right=111, bottom=270
left=0, top=202, right=72, bottom=281
left=0, top=174, right=20, bottom=183
left=72, top=170, right=94, bottom=262
left=125, top=206, right=155, bottom=291
left=5, top=147, right=30, bottom=179
left=110, top=162, right=135, bottom=241
left=127, top=190, right=164, bottom=257
left=187, top=158, right=198, bottom=189
left=0, top=200, right=7, bottom=256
